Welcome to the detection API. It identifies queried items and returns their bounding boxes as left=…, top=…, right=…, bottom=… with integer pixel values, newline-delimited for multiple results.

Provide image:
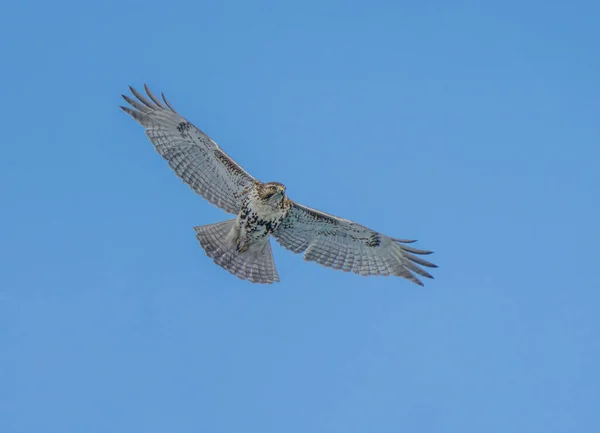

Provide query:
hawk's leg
left=236, top=235, right=249, bottom=253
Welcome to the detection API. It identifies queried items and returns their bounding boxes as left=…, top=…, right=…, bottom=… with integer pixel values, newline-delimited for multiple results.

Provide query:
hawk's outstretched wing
left=121, top=85, right=255, bottom=214
left=273, top=201, right=437, bottom=285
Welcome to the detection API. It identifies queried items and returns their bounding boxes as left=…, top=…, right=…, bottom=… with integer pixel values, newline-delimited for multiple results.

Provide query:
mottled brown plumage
left=121, top=85, right=437, bottom=285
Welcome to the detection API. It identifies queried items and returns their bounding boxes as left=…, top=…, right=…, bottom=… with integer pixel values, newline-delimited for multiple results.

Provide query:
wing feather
left=121, top=85, right=255, bottom=214
left=143, top=83, right=166, bottom=109
left=274, top=201, right=437, bottom=285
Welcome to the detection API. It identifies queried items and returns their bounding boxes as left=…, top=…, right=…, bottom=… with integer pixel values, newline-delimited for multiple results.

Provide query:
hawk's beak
left=278, top=186, right=285, bottom=194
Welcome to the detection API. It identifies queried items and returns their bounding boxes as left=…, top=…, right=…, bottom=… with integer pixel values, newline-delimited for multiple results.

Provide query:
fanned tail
left=194, top=220, right=279, bottom=284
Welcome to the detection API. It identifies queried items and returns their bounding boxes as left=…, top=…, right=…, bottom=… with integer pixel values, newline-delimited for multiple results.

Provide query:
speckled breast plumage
left=235, top=183, right=291, bottom=253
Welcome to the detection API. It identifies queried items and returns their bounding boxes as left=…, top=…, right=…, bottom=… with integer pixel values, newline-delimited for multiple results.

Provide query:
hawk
left=121, top=85, right=437, bottom=285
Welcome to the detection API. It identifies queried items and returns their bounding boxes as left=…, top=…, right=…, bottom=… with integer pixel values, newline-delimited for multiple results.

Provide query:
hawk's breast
left=237, top=189, right=290, bottom=248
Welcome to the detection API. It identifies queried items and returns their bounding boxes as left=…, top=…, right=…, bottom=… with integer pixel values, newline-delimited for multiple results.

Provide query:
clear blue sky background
left=1, top=0, right=599, bottom=432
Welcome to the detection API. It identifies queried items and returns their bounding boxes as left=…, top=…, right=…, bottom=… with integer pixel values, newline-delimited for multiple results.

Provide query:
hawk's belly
left=236, top=200, right=287, bottom=253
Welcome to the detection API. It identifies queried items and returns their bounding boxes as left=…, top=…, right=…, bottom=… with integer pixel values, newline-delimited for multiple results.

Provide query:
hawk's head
left=259, top=182, right=287, bottom=205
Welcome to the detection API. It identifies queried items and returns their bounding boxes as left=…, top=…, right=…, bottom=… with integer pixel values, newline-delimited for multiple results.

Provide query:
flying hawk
left=121, top=85, right=437, bottom=285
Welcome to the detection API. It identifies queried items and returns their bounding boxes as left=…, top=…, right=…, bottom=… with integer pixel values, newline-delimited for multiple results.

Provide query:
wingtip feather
left=393, top=238, right=417, bottom=244
left=399, top=244, right=434, bottom=255
left=144, top=83, right=166, bottom=108
left=161, top=92, right=177, bottom=113
left=129, top=85, right=155, bottom=108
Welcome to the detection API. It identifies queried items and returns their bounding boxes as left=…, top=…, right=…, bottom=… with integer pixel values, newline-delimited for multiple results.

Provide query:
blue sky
left=1, top=0, right=599, bottom=432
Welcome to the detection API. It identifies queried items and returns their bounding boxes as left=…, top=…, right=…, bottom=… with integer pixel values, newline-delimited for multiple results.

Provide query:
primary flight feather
left=121, top=85, right=437, bottom=285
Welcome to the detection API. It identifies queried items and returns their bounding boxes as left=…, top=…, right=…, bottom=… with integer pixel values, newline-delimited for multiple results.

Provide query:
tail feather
left=194, top=220, right=280, bottom=284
